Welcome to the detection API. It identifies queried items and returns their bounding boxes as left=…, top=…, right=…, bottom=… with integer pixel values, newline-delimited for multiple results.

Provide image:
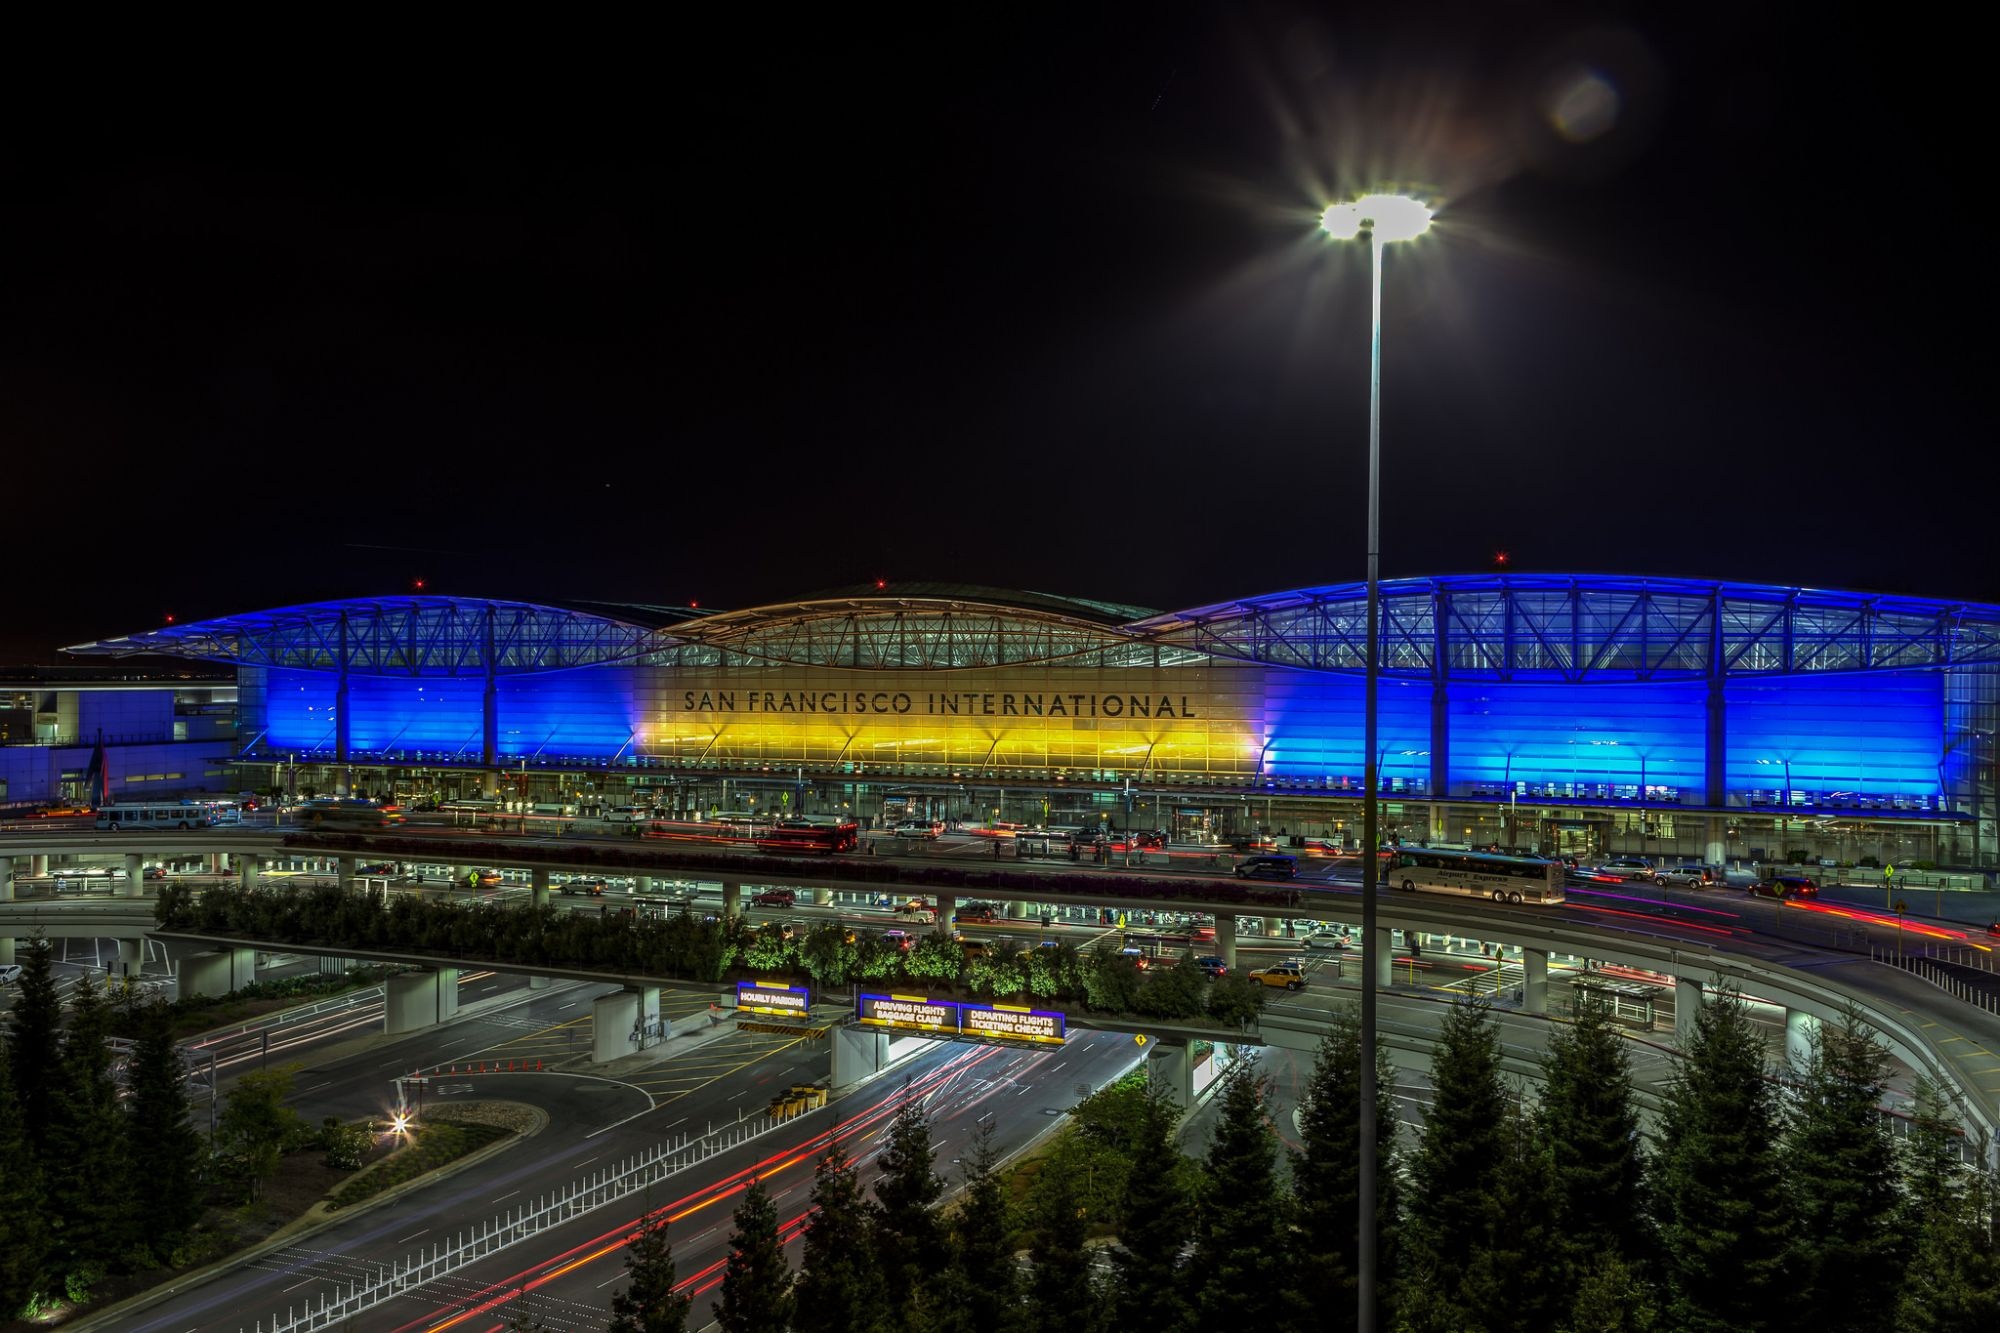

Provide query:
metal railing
left=1872, top=944, right=2000, bottom=1016
left=245, top=1110, right=793, bottom=1333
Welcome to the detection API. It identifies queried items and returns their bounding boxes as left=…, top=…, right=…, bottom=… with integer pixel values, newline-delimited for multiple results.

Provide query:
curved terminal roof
left=61, top=575, right=2000, bottom=680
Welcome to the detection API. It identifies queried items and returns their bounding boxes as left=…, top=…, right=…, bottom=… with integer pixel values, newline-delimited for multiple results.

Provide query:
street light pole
left=1321, top=192, right=1433, bottom=1333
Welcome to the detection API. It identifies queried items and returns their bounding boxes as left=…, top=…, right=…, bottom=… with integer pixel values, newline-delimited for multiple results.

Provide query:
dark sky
left=2, top=4, right=1988, bottom=659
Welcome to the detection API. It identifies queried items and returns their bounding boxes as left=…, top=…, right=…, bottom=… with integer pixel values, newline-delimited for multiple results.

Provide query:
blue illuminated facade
left=63, top=576, right=2000, bottom=867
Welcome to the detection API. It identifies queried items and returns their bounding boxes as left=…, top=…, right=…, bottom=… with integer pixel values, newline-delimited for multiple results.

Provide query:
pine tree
left=47, top=974, right=132, bottom=1273
left=5, top=935, right=62, bottom=1156
left=1538, top=993, right=1650, bottom=1305
left=1108, top=1085, right=1193, bottom=1331
left=939, top=1121, right=1022, bottom=1333
left=1562, top=1252, right=1660, bottom=1333
left=1403, top=996, right=1508, bottom=1325
left=1652, top=986, right=1790, bottom=1332
left=1782, top=1006, right=1901, bottom=1330
left=608, top=1209, right=691, bottom=1333
left=1461, top=1101, right=1561, bottom=1333
left=872, top=1092, right=945, bottom=1331
left=123, top=1002, right=205, bottom=1254
left=1894, top=1078, right=2000, bottom=1331
left=794, top=1139, right=887, bottom=1333
left=1187, top=1057, right=1293, bottom=1331
left=1292, top=1005, right=1400, bottom=1332
left=714, top=1174, right=793, bottom=1333
left=0, top=1052, right=51, bottom=1318
left=1025, top=1143, right=1101, bottom=1333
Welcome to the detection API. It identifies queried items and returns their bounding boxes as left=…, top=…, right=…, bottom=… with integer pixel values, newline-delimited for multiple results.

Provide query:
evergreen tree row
left=1, top=937, right=206, bottom=1318
left=680, top=988, right=2000, bottom=1333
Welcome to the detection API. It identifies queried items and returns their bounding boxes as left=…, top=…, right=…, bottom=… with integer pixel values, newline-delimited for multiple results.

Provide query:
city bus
left=296, top=799, right=408, bottom=831
left=1386, top=846, right=1566, bottom=905
left=94, top=801, right=217, bottom=831
left=756, top=820, right=860, bottom=855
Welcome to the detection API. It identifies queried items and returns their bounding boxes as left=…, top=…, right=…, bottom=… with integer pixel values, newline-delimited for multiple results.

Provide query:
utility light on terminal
left=1318, top=192, right=1435, bottom=243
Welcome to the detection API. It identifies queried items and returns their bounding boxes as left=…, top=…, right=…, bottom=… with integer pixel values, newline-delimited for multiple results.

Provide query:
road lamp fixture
left=1319, top=190, right=1434, bottom=1333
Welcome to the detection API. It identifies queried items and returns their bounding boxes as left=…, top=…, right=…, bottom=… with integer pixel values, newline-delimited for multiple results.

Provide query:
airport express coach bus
left=1386, top=846, right=1566, bottom=906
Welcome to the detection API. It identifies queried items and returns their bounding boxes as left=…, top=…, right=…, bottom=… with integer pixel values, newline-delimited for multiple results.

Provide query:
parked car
left=0, top=964, right=23, bottom=985
left=751, top=888, right=796, bottom=908
left=1749, top=875, right=1819, bottom=900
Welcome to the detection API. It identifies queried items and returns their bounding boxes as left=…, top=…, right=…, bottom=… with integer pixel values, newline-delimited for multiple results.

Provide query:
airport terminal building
left=54, top=575, right=2000, bottom=871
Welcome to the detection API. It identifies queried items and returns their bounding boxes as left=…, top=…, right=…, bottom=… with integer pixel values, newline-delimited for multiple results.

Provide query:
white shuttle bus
left=1387, top=846, right=1566, bottom=906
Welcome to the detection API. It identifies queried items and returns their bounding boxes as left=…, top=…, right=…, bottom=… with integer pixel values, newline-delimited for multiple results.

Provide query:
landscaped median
left=320, top=1105, right=524, bottom=1212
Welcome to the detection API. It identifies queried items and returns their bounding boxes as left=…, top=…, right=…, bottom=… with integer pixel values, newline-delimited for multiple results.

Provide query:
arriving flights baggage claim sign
left=856, top=992, right=1066, bottom=1046
left=738, top=980, right=812, bottom=1017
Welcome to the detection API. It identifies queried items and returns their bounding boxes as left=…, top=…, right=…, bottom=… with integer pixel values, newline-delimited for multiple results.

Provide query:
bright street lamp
left=1319, top=189, right=1434, bottom=1333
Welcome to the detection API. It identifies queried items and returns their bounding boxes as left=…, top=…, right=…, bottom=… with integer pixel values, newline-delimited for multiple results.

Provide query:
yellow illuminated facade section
left=636, top=665, right=1269, bottom=778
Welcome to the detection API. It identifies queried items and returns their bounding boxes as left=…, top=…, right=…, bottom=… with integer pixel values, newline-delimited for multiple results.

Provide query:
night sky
left=1, top=5, right=1988, bottom=660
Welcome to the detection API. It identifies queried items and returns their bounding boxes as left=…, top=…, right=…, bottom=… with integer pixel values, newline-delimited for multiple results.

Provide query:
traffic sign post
left=1884, top=863, right=1895, bottom=910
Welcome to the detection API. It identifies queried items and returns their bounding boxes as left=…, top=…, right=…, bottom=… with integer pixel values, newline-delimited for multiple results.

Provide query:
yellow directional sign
left=1134, top=1034, right=1149, bottom=1047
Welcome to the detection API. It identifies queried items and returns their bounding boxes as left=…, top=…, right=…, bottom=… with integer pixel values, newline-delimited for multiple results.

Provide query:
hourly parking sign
left=737, top=979, right=811, bottom=1017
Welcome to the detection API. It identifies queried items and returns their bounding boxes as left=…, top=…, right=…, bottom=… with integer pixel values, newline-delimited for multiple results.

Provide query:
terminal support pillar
left=238, top=857, right=259, bottom=891
left=179, top=948, right=258, bottom=1001
left=0, top=857, right=13, bottom=968
left=593, top=990, right=641, bottom=1063
left=1522, top=948, right=1549, bottom=1014
left=813, top=887, right=834, bottom=906
left=1785, top=1007, right=1821, bottom=1069
left=1704, top=815, right=1728, bottom=871
left=721, top=882, right=741, bottom=918
left=122, top=852, right=144, bottom=899
left=207, top=852, right=223, bottom=874
left=384, top=968, right=460, bottom=1034
left=337, top=855, right=356, bottom=893
left=1147, top=1039, right=1193, bottom=1111
left=935, top=893, right=956, bottom=930
left=29, top=854, right=47, bottom=877
left=1375, top=927, right=1394, bottom=988
left=635, top=876, right=653, bottom=898
left=1006, top=897, right=1028, bottom=920
left=831, top=1023, right=891, bottom=1088
left=117, top=938, right=143, bottom=979
left=531, top=867, right=550, bottom=909
left=1674, top=977, right=1704, bottom=1048
left=451, top=865, right=471, bottom=892
left=1215, top=914, right=1238, bottom=971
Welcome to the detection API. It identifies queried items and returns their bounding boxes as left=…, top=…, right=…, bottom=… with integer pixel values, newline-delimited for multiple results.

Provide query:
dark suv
left=955, top=902, right=1001, bottom=923
left=751, top=888, right=796, bottom=908
left=1749, top=875, right=1818, bottom=900
left=1234, top=853, right=1298, bottom=881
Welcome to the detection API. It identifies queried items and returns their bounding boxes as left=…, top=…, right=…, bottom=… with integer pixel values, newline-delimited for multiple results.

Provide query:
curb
left=66, top=1102, right=551, bottom=1333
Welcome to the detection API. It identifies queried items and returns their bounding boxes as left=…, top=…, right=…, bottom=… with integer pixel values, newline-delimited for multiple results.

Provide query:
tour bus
left=95, top=801, right=217, bottom=831
left=756, top=820, right=861, bottom=854
left=1386, top=846, right=1567, bottom=906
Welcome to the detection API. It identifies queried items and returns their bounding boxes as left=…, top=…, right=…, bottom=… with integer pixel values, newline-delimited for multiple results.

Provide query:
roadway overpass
left=6, top=827, right=2000, bottom=1146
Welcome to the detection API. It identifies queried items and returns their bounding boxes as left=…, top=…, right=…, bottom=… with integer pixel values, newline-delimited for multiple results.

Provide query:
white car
left=0, top=964, right=23, bottom=985
left=1302, top=931, right=1349, bottom=951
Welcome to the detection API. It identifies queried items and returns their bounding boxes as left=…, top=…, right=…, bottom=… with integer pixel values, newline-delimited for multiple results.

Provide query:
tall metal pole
left=1357, top=228, right=1385, bottom=1333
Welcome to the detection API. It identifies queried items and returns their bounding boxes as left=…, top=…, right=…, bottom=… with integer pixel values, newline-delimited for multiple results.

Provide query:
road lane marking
left=490, top=1190, right=518, bottom=1203
left=397, top=1229, right=429, bottom=1243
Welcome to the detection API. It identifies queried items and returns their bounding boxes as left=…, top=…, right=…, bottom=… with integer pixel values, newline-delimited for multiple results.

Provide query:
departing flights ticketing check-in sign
left=737, top=980, right=812, bottom=1018
left=856, top=992, right=1066, bottom=1046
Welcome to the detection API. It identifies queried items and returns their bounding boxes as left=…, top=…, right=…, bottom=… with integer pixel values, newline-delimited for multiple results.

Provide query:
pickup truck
left=1249, top=963, right=1307, bottom=991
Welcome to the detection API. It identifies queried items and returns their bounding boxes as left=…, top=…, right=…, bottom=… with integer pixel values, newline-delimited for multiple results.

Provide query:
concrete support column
left=1674, top=977, right=1704, bottom=1048
left=1147, top=1039, right=1193, bottom=1111
left=531, top=867, right=550, bottom=909
left=337, top=855, right=356, bottom=892
left=385, top=968, right=459, bottom=1034
left=451, top=865, right=470, bottom=892
left=1785, top=1007, right=1821, bottom=1069
left=0, top=855, right=13, bottom=903
left=1215, top=914, right=1238, bottom=970
left=1006, top=898, right=1028, bottom=920
left=238, top=857, right=259, bottom=891
left=814, top=887, right=834, bottom=906
left=179, top=947, right=258, bottom=1001
left=1522, top=948, right=1549, bottom=1014
left=122, top=852, right=144, bottom=898
left=593, top=990, right=641, bottom=1063
left=935, top=893, right=956, bottom=929
left=29, top=854, right=48, bottom=877
left=830, top=1022, right=891, bottom=1088
left=207, top=852, right=224, bottom=874
left=1375, top=926, right=1394, bottom=988
left=1704, top=815, right=1728, bottom=870
left=721, top=882, right=742, bottom=918
left=117, top=938, right=143, bottom=979
left=635, top=875, right=653, bottom=896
